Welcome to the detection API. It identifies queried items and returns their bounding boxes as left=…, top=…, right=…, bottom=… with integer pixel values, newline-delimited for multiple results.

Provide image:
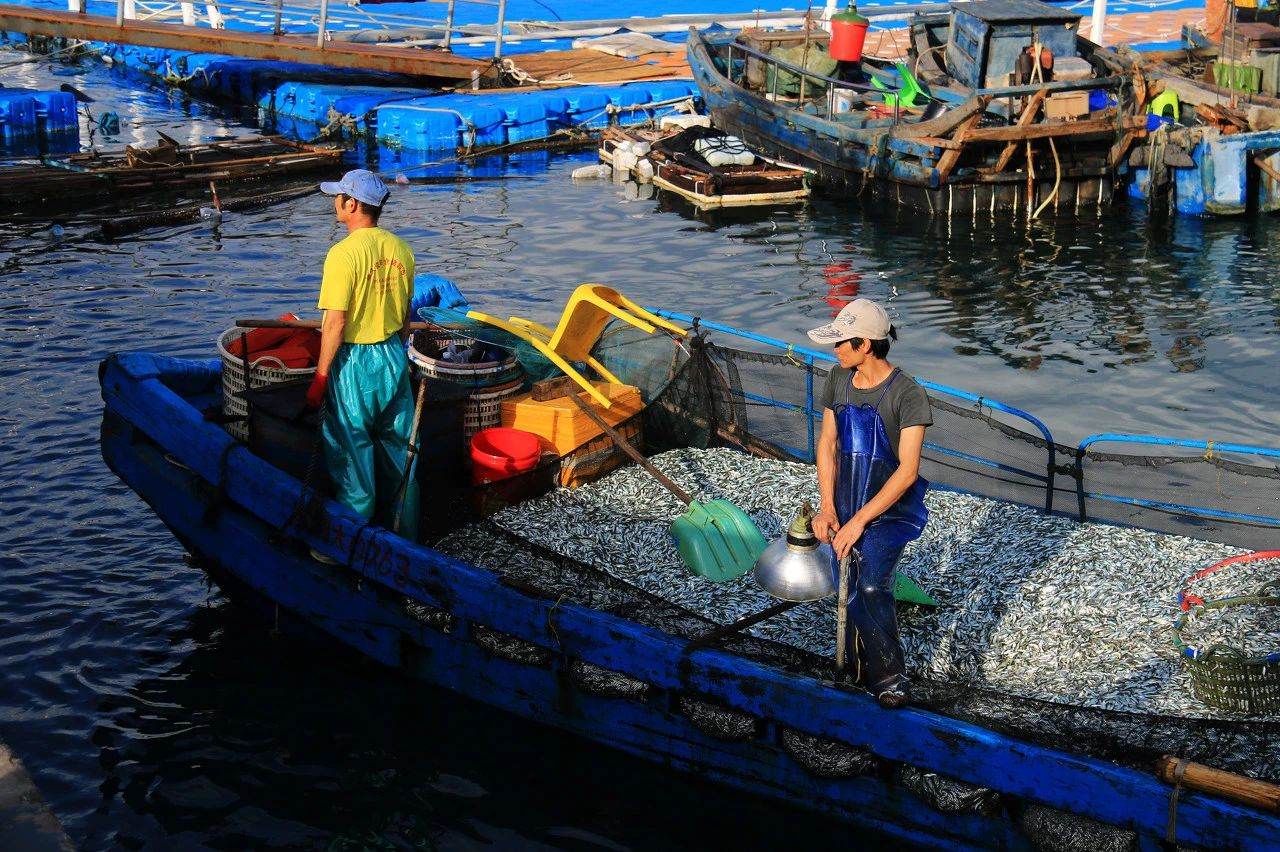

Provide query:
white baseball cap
left=806, top=298, right=891, bottom=345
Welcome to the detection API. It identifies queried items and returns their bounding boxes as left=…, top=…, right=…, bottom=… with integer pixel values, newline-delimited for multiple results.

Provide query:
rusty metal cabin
left=946, top=0, right=1082, bottom=89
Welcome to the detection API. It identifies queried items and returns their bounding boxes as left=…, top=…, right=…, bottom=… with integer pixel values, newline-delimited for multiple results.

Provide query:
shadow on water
left=84, top=580, right=899, bottom=851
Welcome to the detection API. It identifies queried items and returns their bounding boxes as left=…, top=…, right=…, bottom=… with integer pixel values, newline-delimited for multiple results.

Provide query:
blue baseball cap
left=320, top=169, right=390, bottom=207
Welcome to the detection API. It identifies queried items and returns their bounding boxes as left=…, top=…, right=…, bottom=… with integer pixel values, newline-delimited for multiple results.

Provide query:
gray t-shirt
left=820, top=366, right=933, bottom=456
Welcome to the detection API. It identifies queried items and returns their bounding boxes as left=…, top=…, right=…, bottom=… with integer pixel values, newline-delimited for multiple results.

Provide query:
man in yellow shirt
left=306, top=169, right=420, bottom=541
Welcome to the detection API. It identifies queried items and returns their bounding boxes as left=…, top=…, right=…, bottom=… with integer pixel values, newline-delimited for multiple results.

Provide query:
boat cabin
left=945, top=0, right=1082, bottom=88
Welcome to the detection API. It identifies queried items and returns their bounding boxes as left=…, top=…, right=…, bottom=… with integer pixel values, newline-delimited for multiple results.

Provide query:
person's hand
left=812, top=507, right=839, bottom=544
left=305, top=371, right=328, bottom=409
left=831, top=516, right=866, bottom=560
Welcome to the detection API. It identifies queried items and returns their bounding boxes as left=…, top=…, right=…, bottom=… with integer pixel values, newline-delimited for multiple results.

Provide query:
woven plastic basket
left=408, top=327, right=522, bottom=389
left=218, top=327, right=316, bottom=441
left=1175, top=551, right=1280, bottom=714
left=463, top=376, right=526, bottom=448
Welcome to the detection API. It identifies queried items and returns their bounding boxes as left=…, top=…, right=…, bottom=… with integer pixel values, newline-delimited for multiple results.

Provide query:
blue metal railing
left=1074, top=434, right=1280, bottom=527
left=651, top=309, right=1061, bottom=510
left=650, top=309, right=1280, bottom=531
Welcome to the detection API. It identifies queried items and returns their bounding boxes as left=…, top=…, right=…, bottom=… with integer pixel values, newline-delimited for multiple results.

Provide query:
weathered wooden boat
left=688, top=0, right=1152, bottom=216
left=1104, top=28, right=1280, bottom=215
left=99, top=290, right=1280, bottom=849
left=0, top=134, right=342, bottom=208
left=599, top=125, right=811, bottom=209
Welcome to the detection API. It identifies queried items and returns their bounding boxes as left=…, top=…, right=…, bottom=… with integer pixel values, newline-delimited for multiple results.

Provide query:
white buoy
left=571, top=164, right=612, bottom=181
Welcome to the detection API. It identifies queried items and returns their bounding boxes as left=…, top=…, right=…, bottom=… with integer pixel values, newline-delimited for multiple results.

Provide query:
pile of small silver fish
left=473, top=447, right=1280, bottom=721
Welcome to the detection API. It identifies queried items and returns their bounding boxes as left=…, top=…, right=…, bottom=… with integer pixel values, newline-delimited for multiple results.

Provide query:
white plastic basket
left=217, top=327, right=317, bottom=441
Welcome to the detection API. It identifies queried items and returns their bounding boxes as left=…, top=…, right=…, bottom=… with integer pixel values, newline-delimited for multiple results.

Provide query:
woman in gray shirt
left=807, top=299, right=931, bottom=708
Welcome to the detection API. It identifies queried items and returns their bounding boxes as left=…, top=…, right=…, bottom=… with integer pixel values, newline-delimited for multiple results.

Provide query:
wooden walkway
left=0, top=4, right=488, bottom=81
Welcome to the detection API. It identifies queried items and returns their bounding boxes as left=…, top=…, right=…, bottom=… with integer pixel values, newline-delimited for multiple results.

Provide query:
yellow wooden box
left=500, top=382, right=643, bottom=456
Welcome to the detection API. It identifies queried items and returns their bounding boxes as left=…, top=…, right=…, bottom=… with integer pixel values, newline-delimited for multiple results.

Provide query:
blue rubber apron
left=830, top=368, right=928, bottom=690
left=321, top=335, right=420, bottom=542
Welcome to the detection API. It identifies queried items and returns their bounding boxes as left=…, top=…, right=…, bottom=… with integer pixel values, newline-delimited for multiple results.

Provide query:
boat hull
left=98, top=352, right=1280, bottom=850
left=687, top=31, right=1124, bottom=216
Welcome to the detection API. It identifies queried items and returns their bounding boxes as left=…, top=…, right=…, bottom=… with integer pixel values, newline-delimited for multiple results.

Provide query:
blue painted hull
left=1129, top=126, right=1280, bottom=216
left=98, top=351, right=1280, bottom=850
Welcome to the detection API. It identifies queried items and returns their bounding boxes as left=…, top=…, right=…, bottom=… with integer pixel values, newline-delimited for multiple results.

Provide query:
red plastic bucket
left=470, top=427, right=541, bottom=485
left=830, top=19, right=869, bottom=62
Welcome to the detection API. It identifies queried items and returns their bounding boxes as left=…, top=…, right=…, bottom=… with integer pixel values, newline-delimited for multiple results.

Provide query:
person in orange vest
left=306, top=169, right=420, bottom=544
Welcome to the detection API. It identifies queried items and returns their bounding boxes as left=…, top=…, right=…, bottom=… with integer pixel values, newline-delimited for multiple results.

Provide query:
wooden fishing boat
left=599, top=126, right=811, bottom=209
left=0, top=134, right=342, bottom=208
left=687, top=0, right=1152, bottom=216
left=1099, top=29, right=1280, bottom=215
left=99, top=279, right=1280, bottom=849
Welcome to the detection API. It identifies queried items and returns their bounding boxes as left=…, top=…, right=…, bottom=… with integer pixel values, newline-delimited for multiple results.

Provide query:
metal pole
left=115, top=0, right=124, bottom=26
left=443, top=0, right=456, bottom=49
left=493, top=0, right=507, bottom=61
left=316, top=0, right=329, bottom=48
left=273, top=0, right=283, bottom=37
left=1089, top=0, right=1107, bottom=46
left=835, top=553, right=852, bottom=672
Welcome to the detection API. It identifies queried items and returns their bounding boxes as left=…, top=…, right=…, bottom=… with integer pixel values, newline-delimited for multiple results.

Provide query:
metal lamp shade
left=753, top=535, right=836, bottom=602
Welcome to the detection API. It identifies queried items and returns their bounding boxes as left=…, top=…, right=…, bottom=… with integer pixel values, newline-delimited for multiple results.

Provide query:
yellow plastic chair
left=467, top=284, right=687, bottom=408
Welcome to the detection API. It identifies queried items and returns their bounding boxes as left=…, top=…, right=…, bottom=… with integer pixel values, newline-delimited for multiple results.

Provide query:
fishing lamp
left=753, top=501, right=837, bottom=602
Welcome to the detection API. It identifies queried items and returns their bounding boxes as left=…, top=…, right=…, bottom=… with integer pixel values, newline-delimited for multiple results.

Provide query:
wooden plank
left=964, top=115, right=1143, bottom=143
left=935, top=103, right=987, bottom=182
left=0, top=4, right=486, bottom=81
left=993, top=88, right=1050, bottom=173
left=894, top=95, right=989, bottom=139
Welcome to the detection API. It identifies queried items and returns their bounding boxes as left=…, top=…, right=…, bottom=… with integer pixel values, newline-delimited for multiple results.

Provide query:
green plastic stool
left=871, top=62, right=930, bottom=109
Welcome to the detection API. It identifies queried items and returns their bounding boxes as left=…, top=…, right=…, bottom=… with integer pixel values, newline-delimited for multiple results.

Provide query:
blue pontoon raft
left=99, top=285, right=1280, bottom=850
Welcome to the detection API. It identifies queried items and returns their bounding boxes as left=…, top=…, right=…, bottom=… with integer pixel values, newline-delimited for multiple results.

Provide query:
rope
left=1165, top=756, right=1190, bottom=845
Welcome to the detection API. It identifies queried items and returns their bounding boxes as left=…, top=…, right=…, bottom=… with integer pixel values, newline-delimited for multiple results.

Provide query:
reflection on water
left=2, top=51, right=1279, bottom=849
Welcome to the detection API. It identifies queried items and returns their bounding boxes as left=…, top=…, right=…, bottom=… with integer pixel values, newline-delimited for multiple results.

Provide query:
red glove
left=305, top=371, right=328, bottom=409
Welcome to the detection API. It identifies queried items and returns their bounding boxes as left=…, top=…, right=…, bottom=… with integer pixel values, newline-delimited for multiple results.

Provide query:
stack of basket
left=408, top=327, right=525, bottom=449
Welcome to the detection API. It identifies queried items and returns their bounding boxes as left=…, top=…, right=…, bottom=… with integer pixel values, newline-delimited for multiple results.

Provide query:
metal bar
left=1078, top=433, right=1280, bottom=460
left=805, top=354, right=815, bottom=462
left=272, top=0, right=281, bottom=37
left=442, top=0, right=455, bottom=49
left=492, top=0, right=505, bottom=61
left=315, top=0, right=327, bottom=48
left=649, top=308, right=1057, bottom=449
left=684, top=600, right=804, bottom=653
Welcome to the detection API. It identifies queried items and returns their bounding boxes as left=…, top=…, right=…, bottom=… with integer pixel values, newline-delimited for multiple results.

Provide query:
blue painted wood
left=99, top=352, right=1280, bottom=850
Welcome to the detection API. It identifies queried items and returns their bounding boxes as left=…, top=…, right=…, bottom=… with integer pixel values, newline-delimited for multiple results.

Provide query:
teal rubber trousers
left=321, top=336, right=420, bottom=542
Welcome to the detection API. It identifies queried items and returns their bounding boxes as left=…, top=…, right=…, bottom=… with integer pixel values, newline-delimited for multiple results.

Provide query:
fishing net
left=414, top=307, right=562, bottom=387
left=441, top=319, right=1280, bottom=781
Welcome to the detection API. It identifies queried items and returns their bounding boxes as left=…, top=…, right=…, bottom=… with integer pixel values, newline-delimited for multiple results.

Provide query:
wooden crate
left=1044, top=90, right=1090, bottom=120
left=559, top=416, right=643, bottom=488
left=500, top=381, right=643, bottom=456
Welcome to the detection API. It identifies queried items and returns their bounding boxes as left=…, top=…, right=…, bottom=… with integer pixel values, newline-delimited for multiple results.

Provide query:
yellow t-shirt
left=317, top=227, right=416, bottom=344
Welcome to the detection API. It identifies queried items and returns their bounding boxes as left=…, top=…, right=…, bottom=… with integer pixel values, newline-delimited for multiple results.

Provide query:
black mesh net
left=443, top=320, right=1280, bottom=780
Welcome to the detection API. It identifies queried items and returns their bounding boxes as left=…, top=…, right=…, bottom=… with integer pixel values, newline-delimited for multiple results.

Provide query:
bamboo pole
left=1156, top=756, right=1280, bottom=813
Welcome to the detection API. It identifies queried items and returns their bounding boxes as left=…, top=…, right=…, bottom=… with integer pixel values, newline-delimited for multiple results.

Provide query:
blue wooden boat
left=1106, top=32, right=1280, bottom=216
left=98, top=298, right=1280, bottom=849
left=687, top=0, right=1151, bottom=215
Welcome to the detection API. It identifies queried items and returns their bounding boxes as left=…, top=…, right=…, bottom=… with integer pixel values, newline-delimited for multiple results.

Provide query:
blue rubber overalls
left=830, top=369, right=928, bottom=692
left=322, top=336, right=420, bottom=542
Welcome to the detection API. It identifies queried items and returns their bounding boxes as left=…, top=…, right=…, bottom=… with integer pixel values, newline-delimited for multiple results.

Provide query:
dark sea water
left=2, top=53, right=1279, bottom=850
